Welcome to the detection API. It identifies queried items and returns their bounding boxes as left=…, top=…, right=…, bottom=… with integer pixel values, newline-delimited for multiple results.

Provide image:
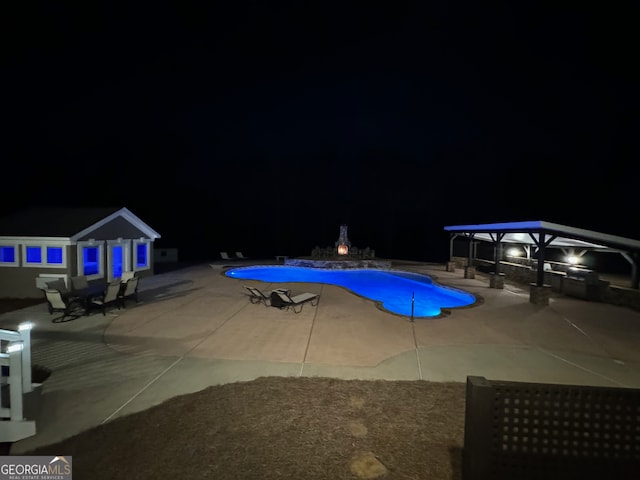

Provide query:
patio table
left=73, top=283, right=107, bottom=315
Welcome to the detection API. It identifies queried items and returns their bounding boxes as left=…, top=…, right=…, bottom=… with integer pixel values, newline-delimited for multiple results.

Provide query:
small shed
left=0, top=206, right=161, bottom=299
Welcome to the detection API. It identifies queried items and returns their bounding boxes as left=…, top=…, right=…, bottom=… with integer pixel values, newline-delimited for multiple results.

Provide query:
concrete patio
left=3, top=260, right=640, bottom=454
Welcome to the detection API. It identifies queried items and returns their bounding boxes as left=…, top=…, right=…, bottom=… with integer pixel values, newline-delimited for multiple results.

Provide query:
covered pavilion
left=443, top=221, right=640, bottom=298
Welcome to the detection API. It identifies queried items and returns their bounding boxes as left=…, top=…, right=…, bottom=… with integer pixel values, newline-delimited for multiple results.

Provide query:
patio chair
left=71, top=275, right=89, bottom=291
left=46, top=278, right=78, bottom=302
left=235, top=251, right=248, bottom=259
left=87, top=281, right=122, bottom=316
left=120, top=271, right=135, bottom=283
left=118, top=276, right=139, bottom=307
left=220, top=252, right=232, bottom=260
left=42, top=289, right=83, bottom=321
left=272, top=291, right=320, bottom=314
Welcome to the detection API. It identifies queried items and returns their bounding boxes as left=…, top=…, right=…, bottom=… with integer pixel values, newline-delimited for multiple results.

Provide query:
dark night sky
left=4, top=2, right=639, bottom=261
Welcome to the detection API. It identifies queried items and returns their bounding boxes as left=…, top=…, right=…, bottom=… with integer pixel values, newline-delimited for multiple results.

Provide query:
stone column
left=464, top=266, right=476, bottom=279
left=489, top=272, right=505, bottom=289
left=529, top=283, right=552, bottom=305
left=446, top=261, right=456, bottom=272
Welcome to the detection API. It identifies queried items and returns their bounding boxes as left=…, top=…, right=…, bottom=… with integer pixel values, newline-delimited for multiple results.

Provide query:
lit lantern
left=337, top=244, right=348, bottom=255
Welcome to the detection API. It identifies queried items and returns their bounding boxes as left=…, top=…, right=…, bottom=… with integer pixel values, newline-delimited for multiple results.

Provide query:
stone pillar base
left=446, top=261, right=456, bottom=272
left=489, top=272, right=505, bottom=289
left=464, top=266, right=476, bottom=279
left=529, top=284, right=552, bottom=305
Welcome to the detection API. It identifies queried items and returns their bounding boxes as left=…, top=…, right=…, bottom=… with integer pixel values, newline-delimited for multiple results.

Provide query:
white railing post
left=18, top=322, right=33, bottom=393
left=7, top=341, right=24, bottom=421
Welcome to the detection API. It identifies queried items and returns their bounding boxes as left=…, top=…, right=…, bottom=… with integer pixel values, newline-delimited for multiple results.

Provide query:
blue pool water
left=225, top=266, right=476, bottom=318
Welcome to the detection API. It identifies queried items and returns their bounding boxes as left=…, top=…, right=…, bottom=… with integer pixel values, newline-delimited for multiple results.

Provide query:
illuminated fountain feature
left=285, top=224, right=391, bottom=269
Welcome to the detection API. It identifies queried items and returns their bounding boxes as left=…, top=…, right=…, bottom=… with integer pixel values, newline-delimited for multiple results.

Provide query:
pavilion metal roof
left=443, top=221, right=640, bottom=253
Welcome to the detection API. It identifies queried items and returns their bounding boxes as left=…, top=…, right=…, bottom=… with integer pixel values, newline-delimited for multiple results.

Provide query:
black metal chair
left=118, top=276, right=139, bottom=307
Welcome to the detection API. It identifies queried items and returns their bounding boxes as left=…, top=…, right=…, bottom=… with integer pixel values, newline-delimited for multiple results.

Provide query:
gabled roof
left=444, top=220, right=640, bottom=253
left=0, top=206, right=161, bottom=240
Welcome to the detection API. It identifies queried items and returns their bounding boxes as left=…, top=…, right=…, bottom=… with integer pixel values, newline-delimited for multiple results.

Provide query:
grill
left=565, top=267, right=600, bottom=284
left=563, top=267, right=608, bottom=300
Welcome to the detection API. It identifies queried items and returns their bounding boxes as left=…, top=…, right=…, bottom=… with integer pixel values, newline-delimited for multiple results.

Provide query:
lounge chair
left=244, top=286, right=288, bottom=306
left=271, top=291, right=320, bottom=313
left=244, top=286, right=270, bottom=305
left=236, top=251, right=248, bottom=259
left=220, top=252, right=232, bottom=260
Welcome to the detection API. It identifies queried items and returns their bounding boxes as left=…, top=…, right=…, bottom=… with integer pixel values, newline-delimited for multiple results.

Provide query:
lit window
left=47, top=246, right=63, bottom=264
left=21, top=244, right=67, bottom=268
left=0, top=246, right=16, bottom=263
left=26, top=246, right=42, bottom=263
left=113, top=245, right=123, bottom=279
left=136, top=243, right=148, bottom=268
left=83, top=246, right=100, bottom=275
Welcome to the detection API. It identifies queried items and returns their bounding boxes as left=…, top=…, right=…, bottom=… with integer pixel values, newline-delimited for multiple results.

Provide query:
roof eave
left=70, top=207, right=161, bottom=242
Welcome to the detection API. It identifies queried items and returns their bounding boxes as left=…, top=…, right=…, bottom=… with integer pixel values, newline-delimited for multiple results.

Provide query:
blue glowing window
left=26, top=246, right=42, bottom=263
left=0, top=246, right=15, bottom=263
left=136, top=243, right=147, bottom=267
left=47, top=247, right=63, bottom=264
left=83, top=246, right=99, bottom=276
left=112, top=245, right=123, bottom=278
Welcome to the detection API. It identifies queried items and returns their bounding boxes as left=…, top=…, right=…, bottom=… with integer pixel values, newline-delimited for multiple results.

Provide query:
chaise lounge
left=244, top=286, right=271, bottom=306
left=244, top=286, right=289, bottom=306
left=271, top=290, right=320, bottom=313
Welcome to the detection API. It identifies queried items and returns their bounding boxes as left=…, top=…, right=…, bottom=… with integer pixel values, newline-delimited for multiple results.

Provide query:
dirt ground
left=25, top=377, right=467, bottom=480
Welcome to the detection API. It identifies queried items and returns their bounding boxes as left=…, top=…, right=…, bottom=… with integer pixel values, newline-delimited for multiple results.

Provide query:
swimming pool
left=225, top=266, right=476, bottom=318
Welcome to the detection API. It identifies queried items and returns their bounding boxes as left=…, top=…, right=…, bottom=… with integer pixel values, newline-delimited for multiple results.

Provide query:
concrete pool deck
left=3, top=260, right=640, bottom=453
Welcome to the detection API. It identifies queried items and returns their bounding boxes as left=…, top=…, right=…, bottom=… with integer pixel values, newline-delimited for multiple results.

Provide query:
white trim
left=76, top=240, right=104, bottom=281
left=0, top=236, right=73, bottom=245
left=107, top=238, right=131, bottom=282
left=0, top=243, right=19, bottom=267
left=444, top=220, right=640, bottom=252
left=133, top=239, right=151, bottom=272
left=21, top=243, right=68, bottom=269
left=70, top=207, right=161, bottom=242
left=462, top=232, right=609, bottom=250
